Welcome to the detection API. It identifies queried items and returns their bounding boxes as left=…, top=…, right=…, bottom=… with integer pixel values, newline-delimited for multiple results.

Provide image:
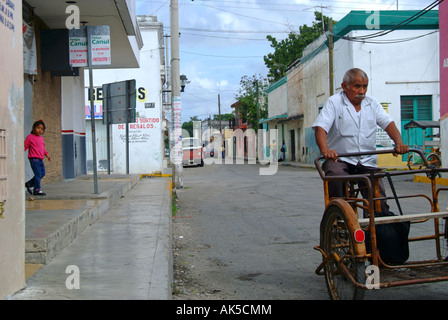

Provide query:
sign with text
left=102, top=80, right=136, bottom=124
left=172, top=96, right=182, bottom=164
left=69, top=35, right=87, bottom=67
left=376, top=102, right=393, bottom=148
left=69, top=26, right=111, bottom=67
left=85, top=87, right=103, bottom=120
left=90, top=34, right=111, bottom=65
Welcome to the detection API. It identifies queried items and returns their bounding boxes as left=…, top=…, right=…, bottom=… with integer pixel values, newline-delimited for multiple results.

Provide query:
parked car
left=182, top=138, right=204, bottom=167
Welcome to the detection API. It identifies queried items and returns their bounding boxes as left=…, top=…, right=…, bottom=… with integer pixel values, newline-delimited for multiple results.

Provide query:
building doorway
left=290, top=129, right=296, bottom=161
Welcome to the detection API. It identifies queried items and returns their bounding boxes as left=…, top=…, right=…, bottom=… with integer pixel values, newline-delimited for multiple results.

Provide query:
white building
left=264, top=10, right=440, bottom=166
left=85, top=15, right=166, bottom=174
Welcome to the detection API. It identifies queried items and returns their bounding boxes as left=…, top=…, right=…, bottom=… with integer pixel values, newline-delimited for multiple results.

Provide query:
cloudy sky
left=135, top=0, right=436, bottom=123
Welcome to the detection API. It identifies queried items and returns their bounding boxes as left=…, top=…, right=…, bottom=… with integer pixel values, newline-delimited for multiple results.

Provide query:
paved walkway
left=10, top=174, right=173, bottom=300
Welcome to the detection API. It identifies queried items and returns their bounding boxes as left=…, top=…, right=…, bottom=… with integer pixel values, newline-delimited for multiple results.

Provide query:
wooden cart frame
left=314, top=149, right=448, bottom=300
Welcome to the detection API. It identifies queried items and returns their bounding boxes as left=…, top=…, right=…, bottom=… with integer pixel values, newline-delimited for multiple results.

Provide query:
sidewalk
left=10, top=172, right=173, bottom=300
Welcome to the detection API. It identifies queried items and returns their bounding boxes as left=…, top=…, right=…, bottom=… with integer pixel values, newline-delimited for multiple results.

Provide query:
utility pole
left=328, top=19, right=334, bottom=96
left=163, top=34, right=172, bottom=166
left=170, top=0, right=183, bottom=189
left=87, top=26, right=98, bottom=194
left=255, top=79, right=260, bottom=131
left=218, top=93, right=222, bottom=134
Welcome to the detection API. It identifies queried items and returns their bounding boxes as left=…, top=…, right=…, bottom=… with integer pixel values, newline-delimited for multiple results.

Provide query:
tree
left=182, top=116, right=200, bottom=137
left=234, top=74, right=269, bottom=131
left=212, top=113, right=234, bottom=122
left=264, top=11, right=337, bottom=82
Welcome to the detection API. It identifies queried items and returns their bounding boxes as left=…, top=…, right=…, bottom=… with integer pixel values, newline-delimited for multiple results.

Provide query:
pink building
left=440, top=2, right=448, bottom=164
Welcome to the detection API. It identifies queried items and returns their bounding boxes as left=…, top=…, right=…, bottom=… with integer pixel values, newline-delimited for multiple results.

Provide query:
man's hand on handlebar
left=322, top=149, right=339, bottom=162
left=393, top=143, right=409, bottom=157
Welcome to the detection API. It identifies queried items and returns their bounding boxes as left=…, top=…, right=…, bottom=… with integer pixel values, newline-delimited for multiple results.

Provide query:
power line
left=147, top=0, right=427, bottom=10
left=338, top=0, right=442, bottom=41
left=180, top=32, right=268, bottom=40
left=181, top=50, right=263, bottom=58
left=164, top=26, right=290, bottom=34
left=339, top=30, right=439, bottom=44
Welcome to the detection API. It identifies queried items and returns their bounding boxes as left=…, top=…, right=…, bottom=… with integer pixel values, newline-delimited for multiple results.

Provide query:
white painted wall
left=62, top=74, right=88, bottom=178
left=267, top=79, right=288, bottom=118
left=62, top=74, right=86, bottom=136
left=334, top=29, right=440, bottom=127
left=0, top=0, right=25, bottom=299
left=85, top=19, right=164, bottom=174
left=294, top=27, right=439, bottom=164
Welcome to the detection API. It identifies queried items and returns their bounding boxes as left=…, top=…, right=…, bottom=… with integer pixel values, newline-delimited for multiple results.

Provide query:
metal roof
left=403, top=120, right=440, bottom=129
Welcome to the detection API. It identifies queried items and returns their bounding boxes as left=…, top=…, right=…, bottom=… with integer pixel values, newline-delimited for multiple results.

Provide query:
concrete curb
left=148, top=178, right=173, bottom=300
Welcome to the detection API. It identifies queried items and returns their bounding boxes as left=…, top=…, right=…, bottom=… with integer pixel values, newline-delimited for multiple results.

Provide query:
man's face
left=342, top=75, right=368, bottom=107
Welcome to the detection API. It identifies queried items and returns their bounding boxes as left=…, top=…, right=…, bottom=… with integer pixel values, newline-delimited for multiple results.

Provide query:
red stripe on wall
left=61, top=130, right=86, bottom=136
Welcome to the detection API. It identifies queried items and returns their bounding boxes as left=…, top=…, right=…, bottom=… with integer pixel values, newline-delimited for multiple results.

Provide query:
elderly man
left=312, top=68, right=408, bottom=213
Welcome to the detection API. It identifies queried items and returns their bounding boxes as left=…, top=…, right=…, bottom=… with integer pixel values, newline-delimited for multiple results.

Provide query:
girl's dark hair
left=31, top=119, right=46, bottom=134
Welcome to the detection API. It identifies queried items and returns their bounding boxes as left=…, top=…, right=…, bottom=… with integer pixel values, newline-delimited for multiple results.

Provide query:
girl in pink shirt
left=24, top=120, right=51, bottom=196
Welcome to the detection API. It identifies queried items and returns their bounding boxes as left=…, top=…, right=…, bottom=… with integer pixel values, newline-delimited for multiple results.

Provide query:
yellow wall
left=378, top=153, right=407, bottom=168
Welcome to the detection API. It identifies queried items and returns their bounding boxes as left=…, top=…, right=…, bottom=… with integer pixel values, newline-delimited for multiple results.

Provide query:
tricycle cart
left=404, top=120, right=441, bottom=170
left=314, top=149, right=448, bottom=300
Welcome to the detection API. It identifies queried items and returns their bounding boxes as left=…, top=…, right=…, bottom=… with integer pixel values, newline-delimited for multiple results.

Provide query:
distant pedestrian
left=280, top=141, right=286, bottom=161
left=270, top=139, right=277, bottom=162
left=24, top=120, right=51, bottom=196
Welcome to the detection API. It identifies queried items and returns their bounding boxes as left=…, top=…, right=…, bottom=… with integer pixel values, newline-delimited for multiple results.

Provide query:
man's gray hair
left=342, top=68, right=368, bottom=85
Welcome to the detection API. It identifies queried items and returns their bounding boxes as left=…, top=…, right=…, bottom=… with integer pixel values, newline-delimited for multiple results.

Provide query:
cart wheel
left=425, top=153, right=442, bottom=178
left=427, top=153, right=441, bottom=168
left=407, top=153, right=423, bottom=170
left=320, top=204, right=366, bottom=300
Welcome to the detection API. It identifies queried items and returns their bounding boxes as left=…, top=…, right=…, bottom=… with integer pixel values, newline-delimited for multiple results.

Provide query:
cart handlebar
left=314, top=148, right=430, bottom=179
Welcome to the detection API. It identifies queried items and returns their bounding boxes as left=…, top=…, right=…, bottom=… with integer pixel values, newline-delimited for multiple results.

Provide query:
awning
left=278, top=114, right=304, bottom=124
left=25, top=0, right=142, bottom=69
left=259, top=114, right=288, bottom=124
left=403, top=120, right=440, bottom=130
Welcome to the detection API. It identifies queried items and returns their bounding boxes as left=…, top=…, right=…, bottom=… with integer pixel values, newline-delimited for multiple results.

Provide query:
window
left=400, top=95, right=432, bottom=121
left=182, top=138, right=201, bottom=149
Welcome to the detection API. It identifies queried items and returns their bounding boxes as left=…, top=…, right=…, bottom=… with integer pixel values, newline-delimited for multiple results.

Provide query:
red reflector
left=354, top=229, right=365, bottom=243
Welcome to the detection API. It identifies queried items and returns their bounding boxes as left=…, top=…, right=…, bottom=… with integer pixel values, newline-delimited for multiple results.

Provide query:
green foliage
left=263, top=11, right=337, bottom=82
left=234, top=74, right=269, bottom=131
left=182, top=114, right=234, bottom=137
left=212, top=113, right=234, bottom=121
left=182, top=116, right=200, bottom=137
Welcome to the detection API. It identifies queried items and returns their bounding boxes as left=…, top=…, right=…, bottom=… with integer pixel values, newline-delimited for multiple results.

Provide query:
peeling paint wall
left=30, top=17, right=63, bottom=184
left=0, top=0, right=26, bottom=299
left=301, top=41, right=329, bottom=163
left=287, top=67, right=303, bottom=117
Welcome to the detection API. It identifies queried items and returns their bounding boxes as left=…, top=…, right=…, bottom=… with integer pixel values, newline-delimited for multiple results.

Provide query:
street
left=173, top=162, right=448, bottom=300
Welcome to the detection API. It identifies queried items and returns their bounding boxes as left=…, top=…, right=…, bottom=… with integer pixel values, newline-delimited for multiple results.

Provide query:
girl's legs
left=25, top=177, right=34, bottom=194
left=29, top=158, right=45, bottom=192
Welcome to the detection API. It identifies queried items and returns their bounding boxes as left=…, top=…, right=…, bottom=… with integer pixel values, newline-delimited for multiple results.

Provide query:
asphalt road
left=173, top=162, right=448, bottom=300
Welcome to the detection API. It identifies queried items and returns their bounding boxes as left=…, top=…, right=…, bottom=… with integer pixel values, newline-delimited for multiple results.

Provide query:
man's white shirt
left=312, top=91, right=392, bottom=167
